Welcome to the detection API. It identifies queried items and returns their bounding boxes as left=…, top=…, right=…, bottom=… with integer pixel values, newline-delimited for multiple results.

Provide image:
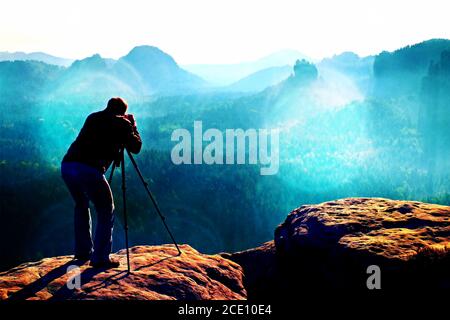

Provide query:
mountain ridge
left=1, top=46, right=209, bottom=100
left=0, top=51, right=74, bottom=67
left=183, top=49, right=310, bottom=86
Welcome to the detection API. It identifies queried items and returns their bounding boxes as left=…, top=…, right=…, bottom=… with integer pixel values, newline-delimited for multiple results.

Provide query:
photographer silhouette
left=61, top=97, right=142, bottom=268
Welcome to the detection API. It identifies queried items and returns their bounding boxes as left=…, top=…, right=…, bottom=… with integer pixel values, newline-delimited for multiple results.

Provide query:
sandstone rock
left=2, top=198, right=449, bottom=299
left=275, top=198, right=450, bottom=261
left=227, top=198, right=450, bottom=294
left=221, top=241, right=281, bottom=299
left=0, top=244, right=246, bottom=300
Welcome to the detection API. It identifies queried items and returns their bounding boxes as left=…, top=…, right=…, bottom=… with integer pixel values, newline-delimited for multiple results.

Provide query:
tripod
left=108, top=148, right=182, bottom=272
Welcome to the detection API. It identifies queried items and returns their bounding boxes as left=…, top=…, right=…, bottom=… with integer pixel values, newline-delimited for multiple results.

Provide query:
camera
left=123, top=113, right=136, bottom=126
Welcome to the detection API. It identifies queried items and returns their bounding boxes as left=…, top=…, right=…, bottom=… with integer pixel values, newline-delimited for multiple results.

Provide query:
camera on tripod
left=109, top=147, right=182, bottom=273
left=117, top=113, right=136, bottom=126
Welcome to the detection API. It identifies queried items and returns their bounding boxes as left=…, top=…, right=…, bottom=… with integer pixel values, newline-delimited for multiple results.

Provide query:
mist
left=1, top=39, right=450, bottom=271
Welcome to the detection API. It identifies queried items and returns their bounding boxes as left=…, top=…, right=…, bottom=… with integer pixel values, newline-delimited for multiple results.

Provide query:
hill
left=114, top=45, right=206, bottom=95
left=225, top=65, right=292, bottom=92
left=318, top=51, right=374, bottom=94
left=372, top=38, right=450, bottom=97
left=1, top=46, right=208, bottom=103
left=183, top=49, right=309, bottom=86
left=0, top=51, right=73, bottom=67
left=0, top=60, right=63, bottom=104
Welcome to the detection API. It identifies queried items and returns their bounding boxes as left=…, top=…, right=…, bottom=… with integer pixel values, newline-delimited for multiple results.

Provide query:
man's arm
left=116, top=115, right=142, bottom=154
left=126, top=124, right=142, bottom=154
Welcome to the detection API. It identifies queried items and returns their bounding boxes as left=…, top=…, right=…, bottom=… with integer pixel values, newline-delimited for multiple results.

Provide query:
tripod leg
left=126, top=149, right=182, bottom=256
left=109, top=156, right=122, bottom=185
left=108, top=164, right=116, bottom=185
left=120, top=149, right=131, bottom=272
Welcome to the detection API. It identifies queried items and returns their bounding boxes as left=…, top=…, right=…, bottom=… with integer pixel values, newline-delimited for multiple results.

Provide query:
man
left=61, top=97, right=142, bottom=268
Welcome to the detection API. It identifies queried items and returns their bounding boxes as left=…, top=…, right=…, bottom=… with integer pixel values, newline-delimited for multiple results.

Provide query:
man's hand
left=125, top=114, right=136, bottom=127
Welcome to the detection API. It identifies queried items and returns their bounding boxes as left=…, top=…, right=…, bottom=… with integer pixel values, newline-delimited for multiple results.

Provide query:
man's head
left=106, top=97, right=128, bottom=115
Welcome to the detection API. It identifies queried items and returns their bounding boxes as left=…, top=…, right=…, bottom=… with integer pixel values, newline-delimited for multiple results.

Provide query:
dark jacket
left=62, top=109, right=142, bottom=173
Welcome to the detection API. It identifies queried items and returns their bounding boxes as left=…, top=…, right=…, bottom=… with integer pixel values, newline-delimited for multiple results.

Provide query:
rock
left=2, top=198, right=449, bottom=299
left=275, top=198, right=450, bottom=261
left=221, top=241, right=280, bottom=299
left=0, top=244, right=246, bottom=300
left=227, top=198, right=450, bottom=295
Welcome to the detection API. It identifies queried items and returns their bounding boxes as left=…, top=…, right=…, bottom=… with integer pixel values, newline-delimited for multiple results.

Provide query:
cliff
left=1, top=198, right=449, bottom=300
left=228, top=198, right=450, bottom=297
left=0, top=245, right=245, bottom=300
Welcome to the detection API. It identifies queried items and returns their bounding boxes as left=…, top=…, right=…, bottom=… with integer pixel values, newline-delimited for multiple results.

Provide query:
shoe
left=90, top=259, right=120, bottom=269
left=73, top=254, right=91, bottom=261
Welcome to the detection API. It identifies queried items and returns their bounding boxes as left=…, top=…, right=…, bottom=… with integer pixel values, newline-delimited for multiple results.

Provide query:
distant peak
left=78, top=54, right=104, bottom=64
left=76, top=53, right=103, bottom=61
left=70, top=53, right=106, bottom=70
left=126, top=45, right=171, bottom=58
left=293, top=59, right=318, bottom=82
left=257, top=49, right=310, bottom=65
left=121, top=45, right=177, bottom=66
left=335, top=51, right=360, bottom=58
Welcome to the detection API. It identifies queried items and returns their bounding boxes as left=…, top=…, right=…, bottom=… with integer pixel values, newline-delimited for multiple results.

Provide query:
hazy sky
left=1, top=0, right=449, bottom=64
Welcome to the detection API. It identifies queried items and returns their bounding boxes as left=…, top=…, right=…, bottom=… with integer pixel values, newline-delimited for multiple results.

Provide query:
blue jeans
left=61, top=162, right=115, bottom=263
